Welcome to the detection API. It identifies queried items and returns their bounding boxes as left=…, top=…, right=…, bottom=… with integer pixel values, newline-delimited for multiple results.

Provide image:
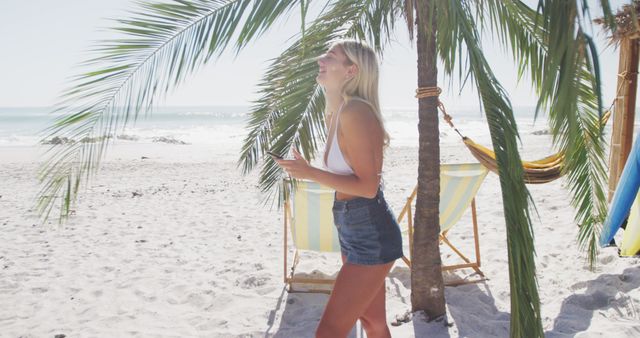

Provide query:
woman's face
left=316, top=45, right=356, bottom=89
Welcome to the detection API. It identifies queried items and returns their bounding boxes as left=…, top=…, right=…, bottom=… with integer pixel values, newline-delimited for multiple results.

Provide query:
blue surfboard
left=600, top=134, right=640, bottom=247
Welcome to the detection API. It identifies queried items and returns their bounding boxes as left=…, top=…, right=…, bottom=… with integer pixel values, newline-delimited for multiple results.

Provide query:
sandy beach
left=1, top=125, right=639, bottom=337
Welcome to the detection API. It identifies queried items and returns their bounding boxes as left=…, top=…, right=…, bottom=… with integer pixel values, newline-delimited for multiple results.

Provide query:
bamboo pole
left=608, top=37, right=639, bottom=201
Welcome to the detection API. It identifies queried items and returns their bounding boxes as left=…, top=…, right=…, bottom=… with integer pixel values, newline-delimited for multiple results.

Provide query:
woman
left=274, top=39, right=403, bottom=338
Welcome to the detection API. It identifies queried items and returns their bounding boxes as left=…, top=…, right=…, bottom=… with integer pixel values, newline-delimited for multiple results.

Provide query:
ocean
left=0, top=105, right=622, bottom=148
left=0, top=106, right=249, bottom=147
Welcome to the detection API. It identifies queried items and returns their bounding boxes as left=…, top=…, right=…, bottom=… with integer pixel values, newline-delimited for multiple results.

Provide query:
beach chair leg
left=396, top=186, right=418, bottom=225
left=439, top=200, right=486, bottom=280
left=283, top=200, right=289, bottom=285
left=441, top=235, right=472, bottom=264
left=440, top=235, right=484, bottom=275
left=283, top=199, right=303, bottom=292
left=397, top=188, right=417, bottom=263
left=471, top=198, right=481, bottom=268
left=286, top=251, right=300, bottom=292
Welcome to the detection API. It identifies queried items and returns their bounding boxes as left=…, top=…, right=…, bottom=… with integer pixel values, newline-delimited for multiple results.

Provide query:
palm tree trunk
left=411, top=0, right=446, bottom=318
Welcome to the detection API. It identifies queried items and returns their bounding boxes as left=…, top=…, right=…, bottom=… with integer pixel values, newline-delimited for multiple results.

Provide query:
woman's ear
left=347, top=64, right=359, bottom=79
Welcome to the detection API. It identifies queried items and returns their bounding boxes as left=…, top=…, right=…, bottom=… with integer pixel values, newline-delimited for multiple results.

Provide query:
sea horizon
left=0, top=105, right=631, bottom=148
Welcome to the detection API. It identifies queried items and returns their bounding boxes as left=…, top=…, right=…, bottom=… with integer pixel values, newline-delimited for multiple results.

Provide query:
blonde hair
left=327, top=39, right=390, bottom=147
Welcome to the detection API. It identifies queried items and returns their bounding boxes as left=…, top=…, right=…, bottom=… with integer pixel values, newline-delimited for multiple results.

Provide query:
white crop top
left=323, top=101, right=355, bottom=175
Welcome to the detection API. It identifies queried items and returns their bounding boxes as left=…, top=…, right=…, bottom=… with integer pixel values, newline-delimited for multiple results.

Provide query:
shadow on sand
left=264, top=263, right=640, bottom=337
left=545, top=266, right=640, bottom=337
left=388, top=265, right=511, bottom=338
left=264, top=283, right=364, bottom=338
left=264, top=265, right=513, bottom=337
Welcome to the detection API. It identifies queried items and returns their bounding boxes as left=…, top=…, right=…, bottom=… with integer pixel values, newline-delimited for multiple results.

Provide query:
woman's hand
left=274, top=148, right=315, bottom=180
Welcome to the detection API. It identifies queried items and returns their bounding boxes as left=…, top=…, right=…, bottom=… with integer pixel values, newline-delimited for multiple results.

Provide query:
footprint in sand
left=167, top=293, right=209, bottom=308
left=165, top=284, right=188, bottom=304
left=209, top=294, right=234, bottom=309
left=569, top=280, right=588, bottom=291
left=256, top=286, right=277, bottom=296
left=195, top=318, right=228, bottom=331
left=599, top=253, right=615, bottom=265
left=237, top=275, right=270, bottom=289
left=539, top=255, right=552, bottom=268
left=185, top=292, right=207, bottom=308
left=134, top=289, right=157, bottom=302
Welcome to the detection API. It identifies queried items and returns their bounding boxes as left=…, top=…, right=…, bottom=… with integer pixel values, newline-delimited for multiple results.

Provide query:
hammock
left=443, top=107, right=611, bottom=184
left=463, top=137, right=564, bottom=184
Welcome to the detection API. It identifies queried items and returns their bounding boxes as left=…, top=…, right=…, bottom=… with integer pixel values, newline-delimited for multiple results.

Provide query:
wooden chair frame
left=397, top=186, right=486, bottom=286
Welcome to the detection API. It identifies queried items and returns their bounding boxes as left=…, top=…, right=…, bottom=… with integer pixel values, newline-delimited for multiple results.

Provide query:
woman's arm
left=276, top=102, right=382, bottom=198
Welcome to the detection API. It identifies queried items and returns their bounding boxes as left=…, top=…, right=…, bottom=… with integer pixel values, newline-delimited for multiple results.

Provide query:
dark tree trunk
left=410, top=0, right=446, bottom=318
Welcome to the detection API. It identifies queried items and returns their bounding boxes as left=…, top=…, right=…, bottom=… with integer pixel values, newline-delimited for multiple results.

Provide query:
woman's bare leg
left=336, top=255, right=391, bottom=338
left=315, top=257, right=394, bottom=338
left=358, top=282, right=391, bottom=338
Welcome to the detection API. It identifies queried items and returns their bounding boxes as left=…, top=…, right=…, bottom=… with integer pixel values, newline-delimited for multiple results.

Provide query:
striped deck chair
left=283, top=179, right=340, bottom=293
left=397, top=163, right=489, bottom=286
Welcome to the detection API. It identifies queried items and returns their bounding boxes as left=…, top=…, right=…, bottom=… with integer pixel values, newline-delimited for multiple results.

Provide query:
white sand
left=1, top=128, right=639, bottom=337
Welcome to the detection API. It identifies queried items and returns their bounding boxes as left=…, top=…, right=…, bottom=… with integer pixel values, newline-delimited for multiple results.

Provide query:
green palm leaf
left=437, top=1, right=543, bottom=336
left=34, top=0, right=304, bottom=224
left=533, top=1, right=610, bottom=270
left=474, top=0, right=611, bottom=269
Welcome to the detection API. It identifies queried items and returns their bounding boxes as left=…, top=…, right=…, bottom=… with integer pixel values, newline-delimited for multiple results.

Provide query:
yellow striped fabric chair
left=283, top=179, right=340, bottom=293
left=397, top=163, right=489, bottom=285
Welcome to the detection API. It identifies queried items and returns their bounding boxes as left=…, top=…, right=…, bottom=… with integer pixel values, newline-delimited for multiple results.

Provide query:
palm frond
left=438, top=1, right=543, bottom=336
left=237, top=0, right=402, bottom=206
left=476, top=0, right=611, bottom=270
left=571, top=69, right=608, bottom=267
left=34, top=0, right=304, bottom=225
left=403, top=0, right=416, bottom=41
left=533, top=1, right=609, bottom=270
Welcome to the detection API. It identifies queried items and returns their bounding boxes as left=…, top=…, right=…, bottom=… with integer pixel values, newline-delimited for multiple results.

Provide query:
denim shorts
left=332, top=188, right=404, bottom=265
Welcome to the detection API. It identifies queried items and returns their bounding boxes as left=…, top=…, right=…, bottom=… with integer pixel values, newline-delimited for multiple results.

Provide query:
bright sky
left=0, top=0, right=629, bottom=110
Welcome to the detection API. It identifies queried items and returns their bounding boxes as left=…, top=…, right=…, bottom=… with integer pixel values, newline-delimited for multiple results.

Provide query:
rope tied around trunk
left=415, top=86, right=464, bottom=139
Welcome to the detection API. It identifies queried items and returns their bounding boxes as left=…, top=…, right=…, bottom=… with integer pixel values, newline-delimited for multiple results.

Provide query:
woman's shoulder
left=339, top=98, right=379, bottom=130
left=341, top=97, right=375, bottom=119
